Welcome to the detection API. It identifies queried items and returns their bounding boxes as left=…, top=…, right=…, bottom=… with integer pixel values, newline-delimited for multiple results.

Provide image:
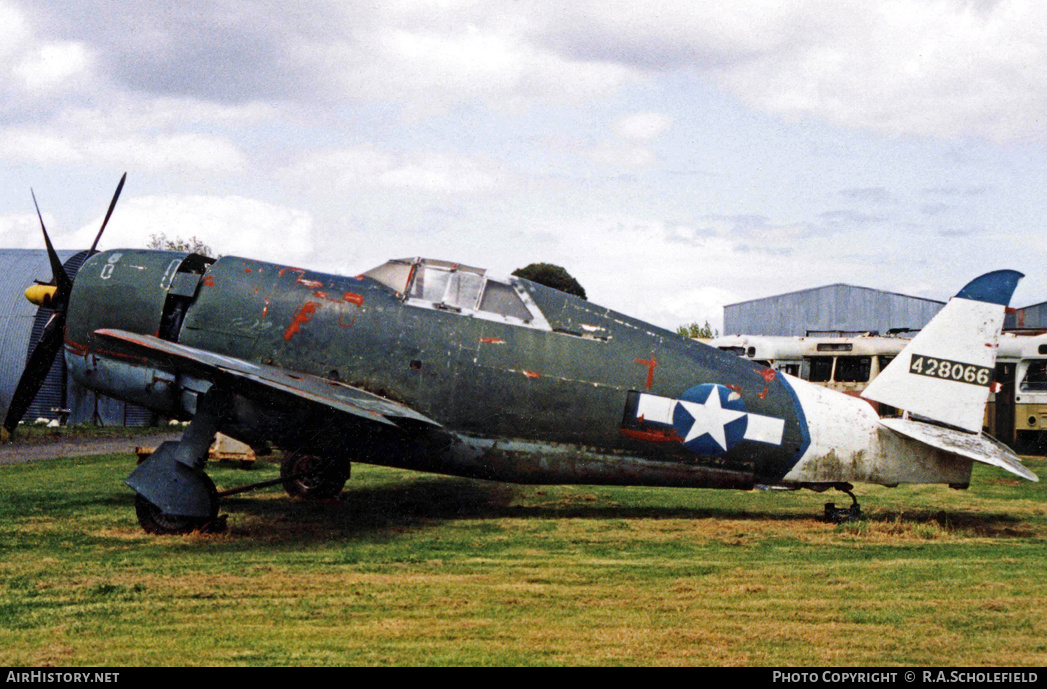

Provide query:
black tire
left=134, top=474, right=220, bottom=535
left=280, top=452, right=350, bottom=499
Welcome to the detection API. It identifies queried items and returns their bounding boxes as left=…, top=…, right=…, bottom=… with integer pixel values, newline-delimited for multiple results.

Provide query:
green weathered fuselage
left=65, top=250, right=810, bottom=487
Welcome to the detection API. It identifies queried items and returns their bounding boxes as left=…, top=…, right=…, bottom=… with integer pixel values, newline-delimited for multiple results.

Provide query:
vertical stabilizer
left=861, top=270, right=1023, bottom=432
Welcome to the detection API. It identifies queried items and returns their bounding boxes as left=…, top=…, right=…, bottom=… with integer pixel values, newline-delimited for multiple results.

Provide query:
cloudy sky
left=0, top=0, right=1044, bottom=332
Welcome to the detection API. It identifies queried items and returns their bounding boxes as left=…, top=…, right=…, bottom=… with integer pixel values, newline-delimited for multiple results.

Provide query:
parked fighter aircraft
left=4, top=177, right=1038, bottom=533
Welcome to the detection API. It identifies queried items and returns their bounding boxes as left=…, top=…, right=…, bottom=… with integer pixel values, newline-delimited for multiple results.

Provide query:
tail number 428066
left=909, top=355, right=992, bottom=387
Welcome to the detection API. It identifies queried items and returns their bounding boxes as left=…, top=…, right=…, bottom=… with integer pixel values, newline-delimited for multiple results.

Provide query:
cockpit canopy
left=363, top=258, right=541, bottom=326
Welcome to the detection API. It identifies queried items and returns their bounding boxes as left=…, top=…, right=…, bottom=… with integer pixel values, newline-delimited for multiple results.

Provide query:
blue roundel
left=671, top=384, right=749, bottom=456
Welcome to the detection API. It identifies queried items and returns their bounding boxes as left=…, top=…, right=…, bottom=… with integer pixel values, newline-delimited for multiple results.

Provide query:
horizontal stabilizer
left=880, top=417, right=1038, bottom=482
left=861, top=270, right=1023, bottom=432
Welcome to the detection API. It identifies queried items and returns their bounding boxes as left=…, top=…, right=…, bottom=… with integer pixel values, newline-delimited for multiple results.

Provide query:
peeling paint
left=283, top=301, right=320, bottom=340
left=343, top=292, right=364, bottom=307
left=634, top=357, right=657, bottom=390
left=619, top=428, right=683, bottom=443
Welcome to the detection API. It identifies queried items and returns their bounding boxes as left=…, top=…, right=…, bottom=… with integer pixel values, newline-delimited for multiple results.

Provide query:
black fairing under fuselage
left=64, top=250, right=810, bottom=486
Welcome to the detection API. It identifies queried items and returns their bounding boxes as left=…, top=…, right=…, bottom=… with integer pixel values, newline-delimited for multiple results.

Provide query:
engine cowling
left=64, top=249, right=214, bottom=416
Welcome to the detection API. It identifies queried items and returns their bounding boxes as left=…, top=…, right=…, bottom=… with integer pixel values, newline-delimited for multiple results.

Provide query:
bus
left=703, top=331, right=1047, bottom=452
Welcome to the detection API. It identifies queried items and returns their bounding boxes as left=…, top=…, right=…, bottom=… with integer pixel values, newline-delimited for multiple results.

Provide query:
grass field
left=1, top=449, right=1045, bottom=666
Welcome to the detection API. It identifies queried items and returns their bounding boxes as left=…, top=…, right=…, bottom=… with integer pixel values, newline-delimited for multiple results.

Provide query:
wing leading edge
left=91, top=328, right=442, bottom=430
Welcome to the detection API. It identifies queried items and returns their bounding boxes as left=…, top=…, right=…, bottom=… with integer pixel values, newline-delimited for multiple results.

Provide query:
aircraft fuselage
left=64, top=250, right=821, bottom=490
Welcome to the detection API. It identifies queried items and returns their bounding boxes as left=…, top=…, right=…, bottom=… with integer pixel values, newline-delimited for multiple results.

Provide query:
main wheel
left=134, top=474, right=220, bottom=535
left=280, top=452, right=350, bottom=499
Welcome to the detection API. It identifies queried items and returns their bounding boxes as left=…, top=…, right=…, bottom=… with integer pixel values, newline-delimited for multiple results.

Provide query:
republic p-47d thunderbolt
left=4, top=177, right=1039, bottom=533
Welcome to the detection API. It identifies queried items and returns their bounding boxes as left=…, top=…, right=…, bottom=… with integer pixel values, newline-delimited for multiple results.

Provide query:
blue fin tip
left=955, top=270, right=1024, bottom=306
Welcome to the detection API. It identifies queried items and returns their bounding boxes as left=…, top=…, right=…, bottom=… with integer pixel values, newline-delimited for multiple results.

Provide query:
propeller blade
left=2, top=311, right=67, bottom=437
left=88, top=172, right=126, bottom=254
left=31, top=189, right=72, bottom=298
left=4, top=174, right=127, bottom=440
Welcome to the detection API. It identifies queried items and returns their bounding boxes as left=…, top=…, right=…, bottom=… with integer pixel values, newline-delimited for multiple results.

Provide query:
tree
left=676, top=320, right=718, bottom=339
left=147, top=233, right=216, bottom=258
left=512, top=263, right=587, bottom=300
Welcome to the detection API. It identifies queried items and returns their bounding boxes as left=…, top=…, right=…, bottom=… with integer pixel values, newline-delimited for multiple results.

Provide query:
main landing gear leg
left=125, top=389, right=229, bottom=535
left=824, top=483, right=863, bottom=524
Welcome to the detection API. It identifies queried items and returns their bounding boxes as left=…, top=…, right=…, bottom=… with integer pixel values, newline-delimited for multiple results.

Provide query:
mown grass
left=4, top=423, right=175, bottom=445
left=0, top=451, right=1045, bottom=666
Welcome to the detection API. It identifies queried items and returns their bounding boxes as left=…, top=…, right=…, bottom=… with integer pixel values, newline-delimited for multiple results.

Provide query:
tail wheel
left=280, top=452, right=350, bottom=499
left=134, top=473, right=220, bottom=535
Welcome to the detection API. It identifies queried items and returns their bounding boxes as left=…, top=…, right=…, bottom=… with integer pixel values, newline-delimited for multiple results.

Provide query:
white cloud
left=534, top=1, right=1047, bottom=144
left=6, top=2, right=1045, bottom=144
left=0, top=1, right=29, bottom=61
left=587, top=143, right=656, bottom=168
left=283, top=146, right=509, bottom=194
left=0, top=127, right=246, bottom=174
left=613, top=112, right=673, bottom=142
left=13, top=41, right=91, bottom=91
left=708, top=1, right=1047, bottom=142
left=61, top=195, right=316, bottom=265
left=0, top=212, right=55, bottom=249
left=0, top=129, right=80, bottom=165
left=310, top=22, right=640, bottom=115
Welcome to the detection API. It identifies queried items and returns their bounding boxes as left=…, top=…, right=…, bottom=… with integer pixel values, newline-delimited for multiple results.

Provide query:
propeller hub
left=25, top=283, right=58, bottom=308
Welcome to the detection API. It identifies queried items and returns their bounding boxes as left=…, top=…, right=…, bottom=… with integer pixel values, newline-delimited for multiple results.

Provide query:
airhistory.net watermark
left=6, top=672, right=118, bottom=683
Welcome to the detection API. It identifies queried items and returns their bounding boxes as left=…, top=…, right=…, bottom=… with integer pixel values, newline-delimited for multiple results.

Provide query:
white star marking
left=677, top=389, right=747, bottom=451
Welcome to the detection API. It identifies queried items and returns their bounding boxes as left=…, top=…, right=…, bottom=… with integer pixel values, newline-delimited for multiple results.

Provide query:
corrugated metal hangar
left=1008, top=301, right=1047, bottom=330
left=0, top=249, right=156, bottom=427
left=724, top=283, right=947, bottom=337
left=725, top=281, right=1047, bottom=337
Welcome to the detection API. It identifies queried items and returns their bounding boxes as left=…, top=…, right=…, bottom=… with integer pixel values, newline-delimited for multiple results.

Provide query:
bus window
left=1020, top=360, right=1047, bottom=391
left=808, top=356, right=833, bottom=382
left=835, top=356, right=872, bottom=383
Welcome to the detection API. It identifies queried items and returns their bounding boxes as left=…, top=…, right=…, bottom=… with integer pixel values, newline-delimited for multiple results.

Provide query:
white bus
left=703, top=331, right=1047, bottom=452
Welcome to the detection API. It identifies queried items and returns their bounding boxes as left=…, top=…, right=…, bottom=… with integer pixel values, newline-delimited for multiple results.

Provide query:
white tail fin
left=861, top=270, right=1023, bottom=432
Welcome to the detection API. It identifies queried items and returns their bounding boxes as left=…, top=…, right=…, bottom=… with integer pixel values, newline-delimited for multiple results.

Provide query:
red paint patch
left=619, top=428, right=683, bottom=443
left=725, top=383, right=742, bottom=392
left=313, top=291, right=328, bottom=299
left=479, top=337, right=505, bottom=344
left=284, top=301, right=320, bottom=340
left=761, top=368, right=776, bottom=382
left=758, top=385, right=769, bottom=399
left=523, top=370, right=541, bottom=379
left=244, top=268, right=252, bottom=273
left=202, top=276, right=215, bottom=287
left=343, top=292, right=364, bottom=307
left=634, top=357, right=658, bottom=390
left=64, top=339, right=89, bottom=357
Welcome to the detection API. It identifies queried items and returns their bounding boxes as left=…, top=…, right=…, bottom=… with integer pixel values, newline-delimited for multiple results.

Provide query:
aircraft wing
left=91, top=328, right=442, bottom=430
